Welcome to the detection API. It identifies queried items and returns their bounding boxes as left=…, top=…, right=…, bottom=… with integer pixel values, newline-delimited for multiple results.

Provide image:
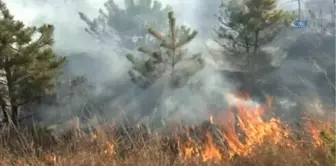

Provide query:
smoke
left=3, top=0, right=335, bottom=129
left=4, top=0, right=213, bottom=52
left=2, top=0, right=228, bottom=126
left=269, top=13, right=335, bottom=117
left=4, top=0, right=222, bottom=79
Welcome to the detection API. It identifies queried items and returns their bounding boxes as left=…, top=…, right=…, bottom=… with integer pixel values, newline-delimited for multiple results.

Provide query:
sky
left=4, top=0, right=203, bottom=53
left=4, top=0, right=299, bottom=54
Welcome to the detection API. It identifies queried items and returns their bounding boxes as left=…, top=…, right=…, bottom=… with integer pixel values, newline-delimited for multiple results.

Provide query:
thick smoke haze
left=5, top=0, right=219, bottom=53
left=3, top=0, right=229, bottom=127
left=5, top=0, right=223, bottom=83
left=4, top=0, right=297, bottom=51
left=3, top=0, right=334, bottom=130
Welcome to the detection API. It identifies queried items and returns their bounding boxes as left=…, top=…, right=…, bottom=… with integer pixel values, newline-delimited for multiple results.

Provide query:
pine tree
left=79, top=0, right=172, bottom=50
left=0, top=1, right=66, bottom=126
left=215, top=0, right=294, bottom=71
left=126, top=11, right=205, bottom=89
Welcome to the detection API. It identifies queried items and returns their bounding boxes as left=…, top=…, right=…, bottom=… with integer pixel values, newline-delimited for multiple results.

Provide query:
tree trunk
left=0, top=96, right=8, bottom=123
left=4, top=59, right=18, bottom=127
left=252, top=30, right=260, bottom=72
left=2, top=106, right=8, bottom=123
left=11, top=105, right=19, bottom=126
left=244, top=37, right=250, bottom=52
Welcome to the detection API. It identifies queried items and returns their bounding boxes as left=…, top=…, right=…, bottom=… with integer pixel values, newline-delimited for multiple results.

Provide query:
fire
left=179, top=140, right=199, bottom=160
left=50, top=92, right=331, bottom=164
left=209, top=115, right=214, bottom=124
left=220, top=97, right=292, bottom=158
left=304, top=116, right=335, bottom=147
left=178, top=92, right=294, bottom=162
left=202, top=131, right=222, bottom=161
left=151, top=92, right=331, bottom=163
left=303, top=98, right=336, bottom=147
left=43, top=154, right=57, bottom=164
left=305, top=119, right=322, bottom=146
left=104, top=141, right=116, bottom=155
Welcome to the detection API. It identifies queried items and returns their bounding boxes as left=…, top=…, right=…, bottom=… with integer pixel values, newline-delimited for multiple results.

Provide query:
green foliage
left=215, top=0, right=295, bottom=59
left=0, top=0, right=65, bottom=124
left=79, top=0, right=172, bottom=50
left=126, top=11, right=205, bottom=89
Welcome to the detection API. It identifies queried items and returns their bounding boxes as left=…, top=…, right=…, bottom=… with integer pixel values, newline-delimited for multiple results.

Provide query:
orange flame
left=202, top=131, right=222, bottom=161
left=304, top=116, right=335, bottom=147
left=43, top=154, right=57, bottom=165
left=178, top=92, right=294, bottom=162
left=305, top=119, right=322, bottom=146
left=104, top=141, right=116, bottom=155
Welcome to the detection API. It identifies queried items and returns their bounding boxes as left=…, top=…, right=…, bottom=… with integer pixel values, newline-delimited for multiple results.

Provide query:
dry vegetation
left=0, top=95, right=334, bottom=166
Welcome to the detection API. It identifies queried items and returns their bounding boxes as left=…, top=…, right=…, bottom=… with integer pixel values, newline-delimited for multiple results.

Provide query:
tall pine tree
left=215, top=0, right=294, bottom=72
left=0, top=1, right=65, bottom=126
left=126, top=11, right=205, bottom=89
left=79, top=0, right=172, bottom=51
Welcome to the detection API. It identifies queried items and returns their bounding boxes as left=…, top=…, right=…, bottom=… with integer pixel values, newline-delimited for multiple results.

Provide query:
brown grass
left=0, top=115, right=334, bottom=166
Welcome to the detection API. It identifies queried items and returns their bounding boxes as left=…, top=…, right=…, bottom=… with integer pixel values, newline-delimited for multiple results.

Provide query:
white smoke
left=3, top=0, right=333, bottom=128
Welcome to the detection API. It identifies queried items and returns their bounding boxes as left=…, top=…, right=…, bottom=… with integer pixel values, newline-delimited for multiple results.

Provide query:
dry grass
left=0, top=115, right=334, bottom=166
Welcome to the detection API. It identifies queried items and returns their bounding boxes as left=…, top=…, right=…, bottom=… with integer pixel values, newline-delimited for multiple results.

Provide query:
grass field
left=0, top=96, right=334, bottom=166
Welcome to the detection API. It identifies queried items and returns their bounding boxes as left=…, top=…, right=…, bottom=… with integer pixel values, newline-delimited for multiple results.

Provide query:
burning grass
left=0, top=93, right=335, bottom=166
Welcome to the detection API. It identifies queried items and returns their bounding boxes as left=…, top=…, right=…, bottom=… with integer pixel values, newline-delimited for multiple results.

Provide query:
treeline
left=0, top=0, right=333, bottom=127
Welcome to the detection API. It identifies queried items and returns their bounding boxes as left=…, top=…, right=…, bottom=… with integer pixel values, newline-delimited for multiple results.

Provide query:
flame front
left=202, top=131, right=222, bottom=161
left=104, top=141, right=116, bottom=155
left=178, top=93, right=294, bottom=162
left=89, top=93, right=329, bottom=163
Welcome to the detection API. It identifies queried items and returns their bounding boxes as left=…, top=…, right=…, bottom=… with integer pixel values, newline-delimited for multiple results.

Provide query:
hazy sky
left=4, top=0, right=299, bottom=54
left=4, top=0, right=205, bottom=53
